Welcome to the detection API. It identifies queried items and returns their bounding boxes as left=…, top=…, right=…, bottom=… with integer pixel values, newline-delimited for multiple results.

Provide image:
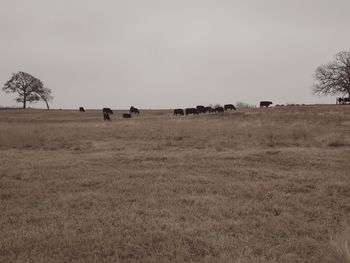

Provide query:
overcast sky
left=1, top=0, right=350, bottom=109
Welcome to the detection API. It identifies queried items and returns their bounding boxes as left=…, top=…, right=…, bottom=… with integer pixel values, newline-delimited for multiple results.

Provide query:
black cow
left=260, top=101, right=273, bottom=108
left=102, top=108, right=113, bottom=121
left=224, top=104, right=236, bottom=111
left=185, top=108, right=199, bottom=115
left=130, top=106, right=140, bottom=114
left=103, top=108, right=113, bottom=114
left=215, top=106, right=224, bottom=113
left=196, top=105, right=206, bottom=114
left=103, top=112, right=111, bottom=121
left=205, top=106, right=215, bottom=113
left=174, top=109, right=184, bottom=116
left=338, top=97, right=350, bottom=104
left=123, top=113, right=132, bottom=119
left=79, top=107, right=85, bottom=112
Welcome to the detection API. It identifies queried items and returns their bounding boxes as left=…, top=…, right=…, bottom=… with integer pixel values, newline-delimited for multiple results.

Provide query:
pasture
left=1, top=106, right=350, bottom=262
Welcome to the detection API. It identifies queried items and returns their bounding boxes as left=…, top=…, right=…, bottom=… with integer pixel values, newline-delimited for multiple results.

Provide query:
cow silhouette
left=196, top=105, right=206, bottom=114
left=260, top=101, right=273, bottom=108
left=174, top=109, right=184, bottom=116
left=205, top=106, right=214, bottom=113
left=224, top=104, right=236, bottom=111
left=103, top=112, right=111, bottom=121
left=103, top=108, right=113, bottom=114
left=215, top=106, right=224, bottom=113
left=102, top=108, right=113, bottom=121
left=130, top=106, right=140, bottom=114
left=79, top=107, right=85, bottom=112
left=123, top=113, right=131, bottom=118
left=337, top=97, right=350, bottom=104
left=185, top=108, right=199, bottom=115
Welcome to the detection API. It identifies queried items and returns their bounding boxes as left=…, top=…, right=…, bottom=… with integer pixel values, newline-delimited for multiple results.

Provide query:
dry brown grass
left=1, top=105, right=350, bottom=262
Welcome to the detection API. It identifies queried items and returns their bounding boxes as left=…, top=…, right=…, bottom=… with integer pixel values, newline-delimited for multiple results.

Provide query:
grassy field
left=1, top=105, right=350, bottom=262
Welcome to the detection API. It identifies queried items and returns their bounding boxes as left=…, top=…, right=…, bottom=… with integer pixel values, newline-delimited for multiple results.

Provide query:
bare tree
left=39, top=87, right=53, bottom=110
left=313, top=51, right=350, bottom=97
left=2, top=72, right=52, bottom=109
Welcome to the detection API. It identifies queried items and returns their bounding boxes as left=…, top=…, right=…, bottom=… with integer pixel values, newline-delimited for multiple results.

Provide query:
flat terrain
left=1, top=106, right=350, bottom=262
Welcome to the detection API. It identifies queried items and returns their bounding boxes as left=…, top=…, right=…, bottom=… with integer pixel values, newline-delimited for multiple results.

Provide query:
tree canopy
left=2, top=71, right=53, bottom=109
left=313, top=51, right=350, bottom=97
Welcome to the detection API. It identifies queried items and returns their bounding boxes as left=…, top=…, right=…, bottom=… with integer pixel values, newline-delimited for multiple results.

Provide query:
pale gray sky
left=1, top=0, right=349, bottom=109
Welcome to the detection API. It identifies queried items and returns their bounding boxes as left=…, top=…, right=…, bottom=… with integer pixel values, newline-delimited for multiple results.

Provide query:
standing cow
left=103, top=108, right=113, bottom=114
left=185, top=108, right=199, bottom=115
left=224, top=104, right=236, bottom=111
left=102, top=108, right=113, bottom=121
left=174, top=109, right=184, bottom=116
left=205, top=106, right=214, bottom=113
left=130, top=106, right=140, bottom=114
left=196, top=105, right=206, bottom=114
left=215, top=106, right=224, bottom=113
left=337, top=97, right=350, bottom=104
left=260, top=101, right=273, bottom=108
left=337, top=98, right=343, bottom=104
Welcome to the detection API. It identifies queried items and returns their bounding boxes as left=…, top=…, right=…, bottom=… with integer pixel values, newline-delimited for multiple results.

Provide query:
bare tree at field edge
left=2, top=71, right=53, bottom=109
left=39, top=87, right=53, bottom=110
left=313, top=51, right=350, bottom=98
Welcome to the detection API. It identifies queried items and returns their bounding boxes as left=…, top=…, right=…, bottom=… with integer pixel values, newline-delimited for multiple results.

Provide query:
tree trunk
left=23, top=88, right=27, bottom=109
left=44, top=100, right=50, bottom=110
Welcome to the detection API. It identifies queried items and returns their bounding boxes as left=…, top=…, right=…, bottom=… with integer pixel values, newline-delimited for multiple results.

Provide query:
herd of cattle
left=175, top=101, right=272, bottom=116
left=77, top=98, right=348, bottom=120
left=79, top=106, right=140, bottom=120
left=174, top=104, right=236, bottom=116
left=78, top=101, right=275, bottom=120
left=101, top=107, right=139, bottom=120
left=337, top=97, right=350, bottom=104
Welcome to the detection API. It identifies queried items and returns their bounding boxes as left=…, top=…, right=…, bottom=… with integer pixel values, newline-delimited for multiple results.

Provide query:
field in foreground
left=0, top=106, right=350, bottom=262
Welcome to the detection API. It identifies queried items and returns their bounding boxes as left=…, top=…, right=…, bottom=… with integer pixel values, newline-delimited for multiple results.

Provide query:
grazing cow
left=174, top=109, right=184, bottom=116
left=130, top=106, right=140, bottom=114
left=215, top=106, right=224, bottom=112
left=196, top=105, right=206, bottom=114
left=123, top=113, right=131, bottom=119
left=224, top=104, right=236, bottom=111
left=185, top=108, right=199, bottom=115
left=260, top=101, right=273, bottom=108
left=79, top=107, right=85, bottom=112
